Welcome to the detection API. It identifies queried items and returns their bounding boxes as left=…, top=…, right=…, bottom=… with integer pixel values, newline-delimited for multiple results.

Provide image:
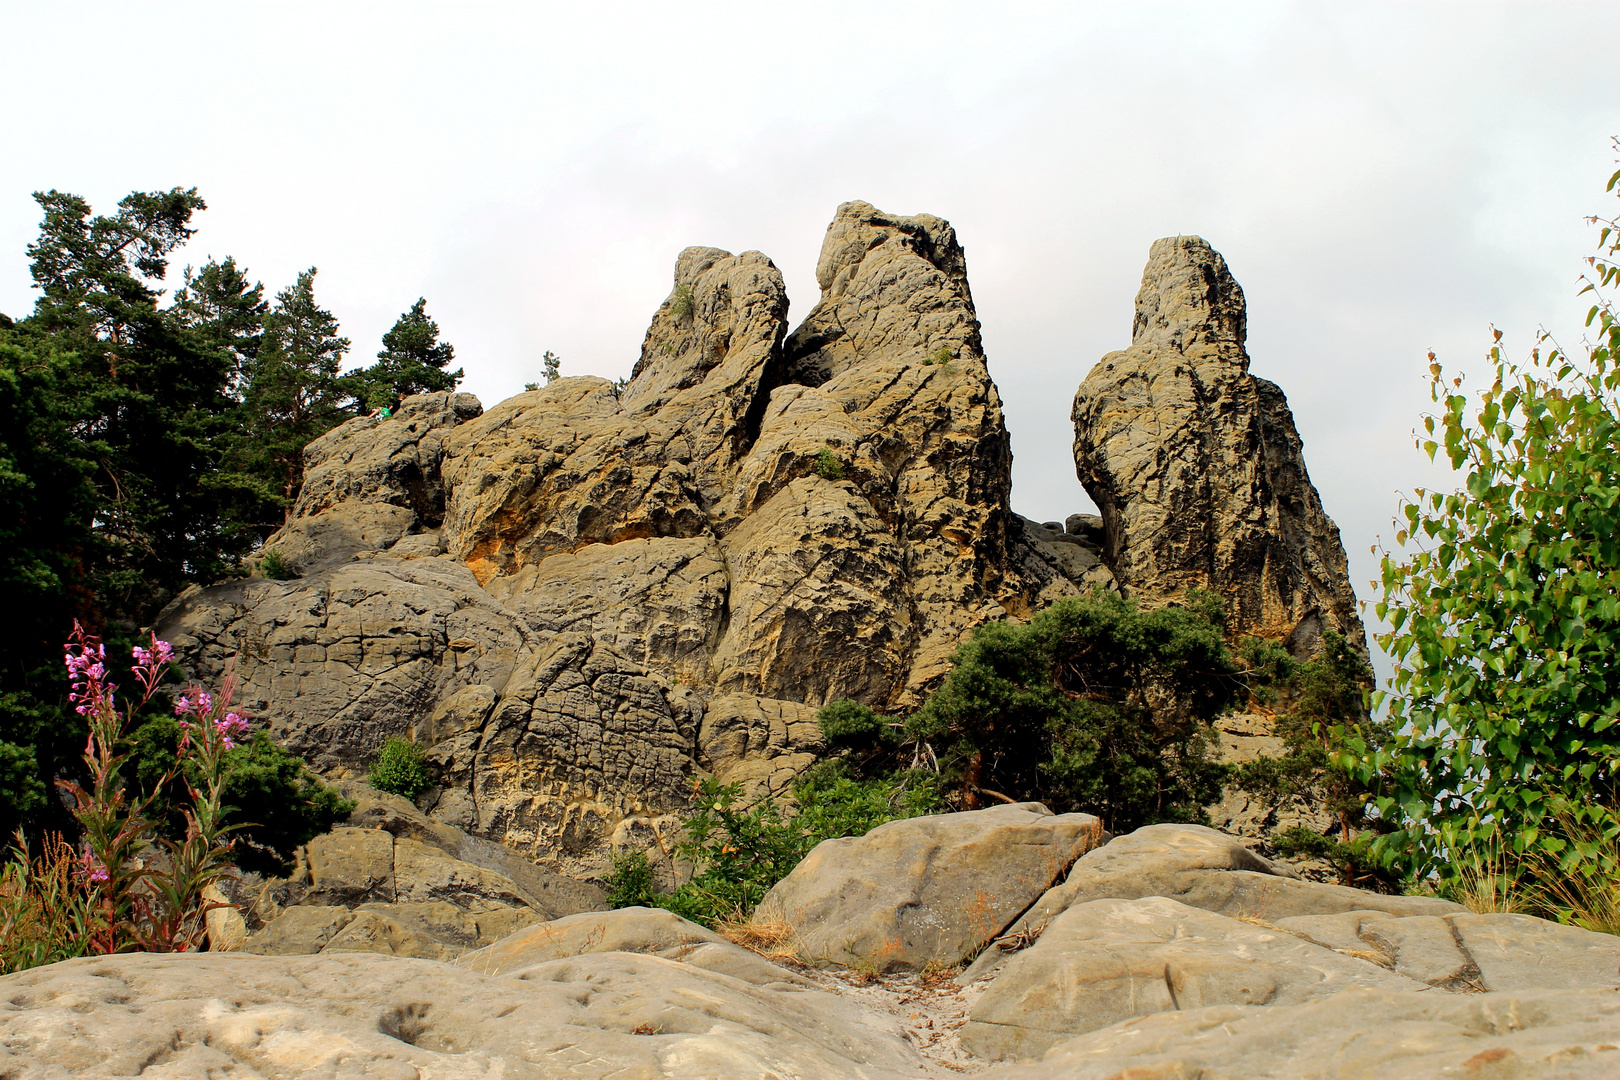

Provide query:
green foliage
left=922, top=346, right=953, bottom=368
left=345, top=298, right=461, bottom=410
left=1233, top=632, right=1393, bottom=887
left=221, top=732, right=355, bottom=874
left=131, top=719, right=354, bottom=876
left=812, top=446, right=846, bottom=481
left=541, top=350, right=561, bottom=384
left=670, top=283, right=696, bottom=321
left=523, top=381, right=539, bottom=392
left=0, top=338, right=96, bottom=833
left=606, top=769, right=941, bottom=927
left=0, top=832, right=94, bottom=973
left=230, top=268, right=352, bottom=524
left=258, top=548, right=292, bottom=580
left=1362, top=167, right=1620, bottom=888
left=603, top=849, right=659, bottom=908
left=368, top=735, right=432, bottom=801
left=903, top=590, right=1236, bottom=831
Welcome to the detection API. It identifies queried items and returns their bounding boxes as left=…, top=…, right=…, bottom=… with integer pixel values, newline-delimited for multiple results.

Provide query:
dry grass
left=719, top=910, right=804, bottom=965
left=0, top=832, right=95, bottom=974
left=1525, top=811, right=1620, bottom=936
left=1442, top=839, right=1533, bottom=915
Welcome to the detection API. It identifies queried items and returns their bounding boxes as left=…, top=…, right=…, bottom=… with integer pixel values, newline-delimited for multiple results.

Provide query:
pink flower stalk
left=79, top=848, right=109, bottom=884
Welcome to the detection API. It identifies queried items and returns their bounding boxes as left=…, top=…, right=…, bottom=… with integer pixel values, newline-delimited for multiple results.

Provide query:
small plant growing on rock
left=603, top=849, right=659, bottom=908
left=541, top=350, right=562, bottom=384
left=258, top=548, right=292, bottom=580
left=670, top=283, right=696, bottom=321
left=523, top=381, right=539, bottom=392
left=369, top=735, right=432, bottom=801
left=812, top=446, right=846, bottom=481
left=921, top=346, right=954, bottom=369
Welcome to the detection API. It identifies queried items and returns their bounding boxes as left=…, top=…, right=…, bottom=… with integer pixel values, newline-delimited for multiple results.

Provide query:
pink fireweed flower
left=130, top=634, right=175, bottom=700
left=215, top=712, right=249, bottom=749
left=78, top=848, right=109, bottom=884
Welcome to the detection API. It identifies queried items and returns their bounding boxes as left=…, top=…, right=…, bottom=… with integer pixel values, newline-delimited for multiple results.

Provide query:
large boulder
left=1072, top=236, right=1361, bottom=654
left=455, top=907, right=815, bottom=989
left=235, top=784, right=603, bottom=960
left=752, top=802, right=1103, bottom=971
left=966, top=824, right=1461, bottom=981
left=961, top=895, right=1427, bottom=1061
left=256, top=390, right=483, bottom=574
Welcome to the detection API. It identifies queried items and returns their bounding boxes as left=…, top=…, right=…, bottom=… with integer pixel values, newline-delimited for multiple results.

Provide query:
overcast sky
left=3, top=2, right=1618, bottom=677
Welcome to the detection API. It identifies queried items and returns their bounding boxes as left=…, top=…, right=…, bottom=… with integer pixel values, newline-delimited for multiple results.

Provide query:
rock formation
left=157, top=202, right=1094, bottom=878
left=10, top=810, right=1620, bottom=1079
left=154, top=210, right=1365, bottom=883
left=1072, top=235, right=1361, bottom=653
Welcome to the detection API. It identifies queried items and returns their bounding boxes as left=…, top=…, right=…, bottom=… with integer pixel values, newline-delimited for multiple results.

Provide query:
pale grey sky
left=3, top=2, right=1618, bottom=677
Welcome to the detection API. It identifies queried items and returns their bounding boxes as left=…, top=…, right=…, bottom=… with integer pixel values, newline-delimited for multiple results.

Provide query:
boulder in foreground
left=753, top=802, right=1103, bottom=971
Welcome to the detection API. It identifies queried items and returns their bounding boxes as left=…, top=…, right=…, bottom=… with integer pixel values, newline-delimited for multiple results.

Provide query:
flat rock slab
left=455, top=906, right=814, bottom=989
left=982, top=986, right=1620, bottom=1080
left=962, top=895, right=1425, bottom=1061
left=754, top=802, right=1103, bottom=971
left=0, top=950, right=929, bottom=1080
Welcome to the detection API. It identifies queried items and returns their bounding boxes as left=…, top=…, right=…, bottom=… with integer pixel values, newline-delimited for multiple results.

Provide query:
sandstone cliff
left=157, top=203, right=1095, bottom=876
left=1072, top=235, right=1362, bottom=654
left=156, top=212, right=1360, bottom=880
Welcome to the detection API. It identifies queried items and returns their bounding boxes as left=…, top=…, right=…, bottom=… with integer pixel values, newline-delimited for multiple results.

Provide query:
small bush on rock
left=812, top=446, right=846, bottom=481
left=1232, top=631, right=1394, bottom=889
left=258, top=548, right=292, bottom=580
left=368, top=736, right=431, bottom=801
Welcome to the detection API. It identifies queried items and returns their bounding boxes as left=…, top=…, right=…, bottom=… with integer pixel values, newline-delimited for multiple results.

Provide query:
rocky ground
left=5, top=805, right=1619, bottom=1079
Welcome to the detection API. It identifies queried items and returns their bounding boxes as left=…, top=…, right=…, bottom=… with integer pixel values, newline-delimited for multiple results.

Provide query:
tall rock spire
left=1072, top=236, right=1362, bottom=653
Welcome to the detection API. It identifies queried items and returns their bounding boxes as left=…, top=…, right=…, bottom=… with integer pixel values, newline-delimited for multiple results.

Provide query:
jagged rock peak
left=1072, top=236, right=1362, bottom=654
left=785, top=200, right=982, bottom=386
left=1130, top=235, right=1246, bottom=353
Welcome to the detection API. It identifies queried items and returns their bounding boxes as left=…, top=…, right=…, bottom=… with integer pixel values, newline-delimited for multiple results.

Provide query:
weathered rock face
left=1072, top=236, right=1361, bottom=653
left=256, top=390, right=483, bottom=574
left=234, top=783, right=603, bottom=960
left=158, top=202, right=1099, bottom=876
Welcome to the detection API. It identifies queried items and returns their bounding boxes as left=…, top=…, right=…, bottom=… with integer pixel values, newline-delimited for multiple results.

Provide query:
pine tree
left=236, top=269, right=351, bottom=520
left=346, top=298, right=461, bottom=410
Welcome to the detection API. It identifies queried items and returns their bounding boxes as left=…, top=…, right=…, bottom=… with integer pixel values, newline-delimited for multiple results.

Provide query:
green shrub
left=603, top=849, right=660, bottom=908
left=670, top=283, right=696, bottom=321
left=1232, top=631, right=1394, bottom=888
left=898, top=589, right=1236, bottom=830
left=259, top=548, right=292, bottom=580
left=368, top=735, right=432, bottom=801
left=606, top=770, right=941, bottom=927
left=133, top=720, right=355, bottom=876
left=922, top=346, right=953, bottom=368
left=812, top=446, right=846, bottom=481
